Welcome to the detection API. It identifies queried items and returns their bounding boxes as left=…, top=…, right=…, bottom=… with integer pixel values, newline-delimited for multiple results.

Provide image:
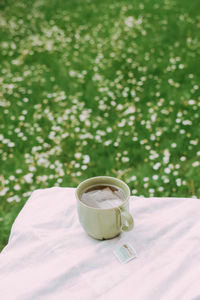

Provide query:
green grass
left=0, top=0, right=200, bottom=251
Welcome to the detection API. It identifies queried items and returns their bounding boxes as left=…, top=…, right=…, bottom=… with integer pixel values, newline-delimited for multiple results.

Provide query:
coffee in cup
left=81, top=184, right=125, bottom=209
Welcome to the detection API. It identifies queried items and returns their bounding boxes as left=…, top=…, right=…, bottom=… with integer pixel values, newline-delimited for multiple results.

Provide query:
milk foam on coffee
left=81, top=186, right=125, bottom=209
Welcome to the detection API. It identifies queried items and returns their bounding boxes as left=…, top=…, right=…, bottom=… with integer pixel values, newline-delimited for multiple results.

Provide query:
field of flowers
left=0, top=0, right=200, bottom=250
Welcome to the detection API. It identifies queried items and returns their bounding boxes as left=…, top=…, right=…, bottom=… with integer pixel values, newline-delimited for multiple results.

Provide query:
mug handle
left=120, top=208, right=134, bottom=232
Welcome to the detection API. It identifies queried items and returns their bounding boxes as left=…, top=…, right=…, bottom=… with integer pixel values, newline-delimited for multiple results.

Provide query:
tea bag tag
left=113, top=242, right=137, bottom=263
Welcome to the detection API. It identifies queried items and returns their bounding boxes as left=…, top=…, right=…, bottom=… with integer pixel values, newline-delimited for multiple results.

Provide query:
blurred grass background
left=0, top=0, right=200, bottom=251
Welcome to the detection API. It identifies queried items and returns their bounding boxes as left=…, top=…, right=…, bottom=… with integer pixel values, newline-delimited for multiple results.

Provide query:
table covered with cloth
left=0, top=187, right=200, bottom=300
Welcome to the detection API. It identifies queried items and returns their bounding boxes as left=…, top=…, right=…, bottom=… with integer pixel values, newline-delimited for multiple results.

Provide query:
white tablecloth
left=0, top=187, right=200, bottom=300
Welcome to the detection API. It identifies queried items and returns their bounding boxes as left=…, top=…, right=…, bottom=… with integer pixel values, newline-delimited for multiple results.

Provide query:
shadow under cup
left=75, top=176, right=134, bottom=240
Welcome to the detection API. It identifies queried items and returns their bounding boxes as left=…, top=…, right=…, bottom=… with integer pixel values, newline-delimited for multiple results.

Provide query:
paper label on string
left=113, top=242, right=137, bottom=263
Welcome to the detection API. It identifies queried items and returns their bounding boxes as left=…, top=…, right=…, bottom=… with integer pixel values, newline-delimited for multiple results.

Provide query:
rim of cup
left=75, top=176, right=130, bottom=210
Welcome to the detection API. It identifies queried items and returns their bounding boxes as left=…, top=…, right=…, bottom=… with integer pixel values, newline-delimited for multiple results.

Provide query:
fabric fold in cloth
left=0, top=187, right=200, bottom=300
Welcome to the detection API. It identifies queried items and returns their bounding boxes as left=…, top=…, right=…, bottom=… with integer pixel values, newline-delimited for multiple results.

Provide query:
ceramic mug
left=75, top=176, right=134, bottom=240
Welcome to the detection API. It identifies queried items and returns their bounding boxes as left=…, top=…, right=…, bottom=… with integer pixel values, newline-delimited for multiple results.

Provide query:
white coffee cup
left=75, top=176, right=134, bottom=240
